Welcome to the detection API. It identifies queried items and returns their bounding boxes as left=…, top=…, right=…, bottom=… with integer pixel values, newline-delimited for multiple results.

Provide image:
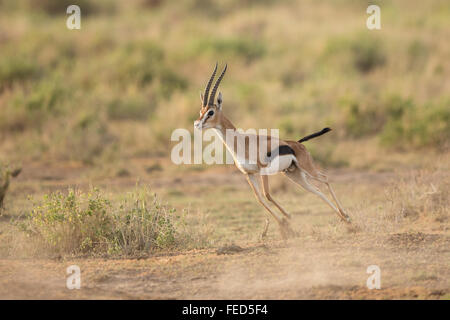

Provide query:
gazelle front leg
left=246, top=173, right=296, bottom=239
left=261, top=175, right=292, bottom=220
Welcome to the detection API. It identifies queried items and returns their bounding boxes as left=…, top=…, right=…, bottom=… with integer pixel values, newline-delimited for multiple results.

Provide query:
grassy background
left=0, top=0, right=448, bottom=169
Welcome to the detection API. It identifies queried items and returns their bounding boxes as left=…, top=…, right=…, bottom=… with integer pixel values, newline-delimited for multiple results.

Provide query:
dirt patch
left=297, top=285, right=447, bottom=300
left=387, top=232, right=446, bottom=247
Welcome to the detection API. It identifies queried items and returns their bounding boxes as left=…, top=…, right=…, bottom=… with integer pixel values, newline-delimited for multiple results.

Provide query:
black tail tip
left=298, top=127, right=333, bottom=143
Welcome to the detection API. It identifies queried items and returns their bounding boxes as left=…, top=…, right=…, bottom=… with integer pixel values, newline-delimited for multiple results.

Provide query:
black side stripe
left=267, top=145, right=295, bottom=158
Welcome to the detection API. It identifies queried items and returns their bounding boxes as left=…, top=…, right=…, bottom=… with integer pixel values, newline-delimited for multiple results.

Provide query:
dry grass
left=350, top=166, right=449, bottom=235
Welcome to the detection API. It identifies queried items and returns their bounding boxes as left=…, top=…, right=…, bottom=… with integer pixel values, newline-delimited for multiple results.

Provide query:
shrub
left=22, top=187, right=183, bottom=256
left=0, top=78, right=68, bottom=133
left=113, top=42, right=164, bottom=87
left=158, top=67, right=188, bottom=99
left=380, top=97, right=450, bottom=149
left=340, top=97, right=385, bottom=137
left=350, top=35, right=386, bottom=73
left=341, top=95, right=450, bottom=149
left=322, top=33, right=386, bottom=73
left=106, top=95, right=153, bottom=121
left=0, top=55, right=39, bottom=89
left=113, top=188, right=177, bottom=254
left=24, top=189, right=113, bottom=255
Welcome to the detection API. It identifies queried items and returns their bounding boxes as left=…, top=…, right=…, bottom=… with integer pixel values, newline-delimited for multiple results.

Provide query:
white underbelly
left=234, top=157, right=259, bottom=173
left=259, top=155, right=296, bottom=175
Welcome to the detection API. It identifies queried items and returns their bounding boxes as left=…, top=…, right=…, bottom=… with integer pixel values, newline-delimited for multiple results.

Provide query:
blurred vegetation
left=0, top=163, right=21, bottom=209
left=0, top=0, right=449, bottom=166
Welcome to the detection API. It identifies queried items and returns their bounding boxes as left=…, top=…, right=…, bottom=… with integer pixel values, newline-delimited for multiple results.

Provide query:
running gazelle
left=194, top=63, right=351, bottom=239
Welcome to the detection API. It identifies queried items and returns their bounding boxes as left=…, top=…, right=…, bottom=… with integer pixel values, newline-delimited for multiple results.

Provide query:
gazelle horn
left=203, top=62, right=218, bottom=107
left=208, top=64, right=227, bottom=106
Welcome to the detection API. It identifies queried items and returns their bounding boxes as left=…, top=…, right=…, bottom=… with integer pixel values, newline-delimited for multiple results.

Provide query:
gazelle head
left=194, top=63, right=227, bottom=130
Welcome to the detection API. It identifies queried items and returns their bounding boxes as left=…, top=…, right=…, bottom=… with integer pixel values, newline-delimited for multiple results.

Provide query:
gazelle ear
left=199, top=91, right=204, bottom=104
left=217, top=92, right=223, bottom=109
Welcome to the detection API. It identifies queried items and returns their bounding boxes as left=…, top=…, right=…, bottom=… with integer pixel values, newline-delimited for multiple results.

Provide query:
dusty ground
left=0, top=159, right=449, bottom=299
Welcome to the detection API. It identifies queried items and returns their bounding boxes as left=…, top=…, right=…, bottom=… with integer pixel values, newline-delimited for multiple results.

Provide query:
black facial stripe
left=203, top=110, right=214, bottom=122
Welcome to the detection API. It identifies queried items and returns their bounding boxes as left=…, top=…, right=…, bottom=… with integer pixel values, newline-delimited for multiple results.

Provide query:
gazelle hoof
left=343, top=215, right=352, bottom=224
left=339, top=211, right=352, bottom=224
left=260, top=219, right=269, bottom=240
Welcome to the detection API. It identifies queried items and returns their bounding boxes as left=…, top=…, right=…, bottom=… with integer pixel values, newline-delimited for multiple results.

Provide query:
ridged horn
left=208, top=64, right=227, bottom=106
left=203, top=62, right=217, bottom=107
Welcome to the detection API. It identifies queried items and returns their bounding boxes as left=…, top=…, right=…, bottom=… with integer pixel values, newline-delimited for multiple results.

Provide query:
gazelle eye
left=208, top=110, right=214, bottom=116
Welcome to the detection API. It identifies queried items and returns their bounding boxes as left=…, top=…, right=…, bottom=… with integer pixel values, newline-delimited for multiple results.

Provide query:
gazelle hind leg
left=312, top=172, right=351, bottom=223
left=246, top=174, right=295, bottom=239
left=261, top=175, right=291, bottom=219
left=284, top=168, right=347, bottom=222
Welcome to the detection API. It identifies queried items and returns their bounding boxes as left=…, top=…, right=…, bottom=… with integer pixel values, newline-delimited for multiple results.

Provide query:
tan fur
left=285, top=140, right=320, bottom=178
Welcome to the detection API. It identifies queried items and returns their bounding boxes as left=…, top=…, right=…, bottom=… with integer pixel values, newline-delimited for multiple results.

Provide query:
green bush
left=322, top=33, right=386, bottom=73
left=113, top=42, right=164, bottom=87
left=113, top=188, right=176, bottom=254
left=350, top=35, right=386, bottom=73
left=107, top=95, right=153, bottom=120
left=158, top=67, right=188, bottom=99
left=22, top=188, right=181, bottom=256
left=340, top=97, right=385, bottom=137
left=0, top=77, right=68, bottom=133
left=341, top=95, right=450, bottom=149
left=0, top=55, right=39, bottom=89
left=380, top=97, right=450, bottom=149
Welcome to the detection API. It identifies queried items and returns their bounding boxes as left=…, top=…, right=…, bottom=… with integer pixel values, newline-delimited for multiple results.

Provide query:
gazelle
left=194, top=63, right=351, bottom=239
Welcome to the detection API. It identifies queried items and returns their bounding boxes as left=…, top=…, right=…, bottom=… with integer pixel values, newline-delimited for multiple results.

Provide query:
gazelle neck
left=213, top=114, right=237, bottom=151
left=215, top=114, right=236, bottom=137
